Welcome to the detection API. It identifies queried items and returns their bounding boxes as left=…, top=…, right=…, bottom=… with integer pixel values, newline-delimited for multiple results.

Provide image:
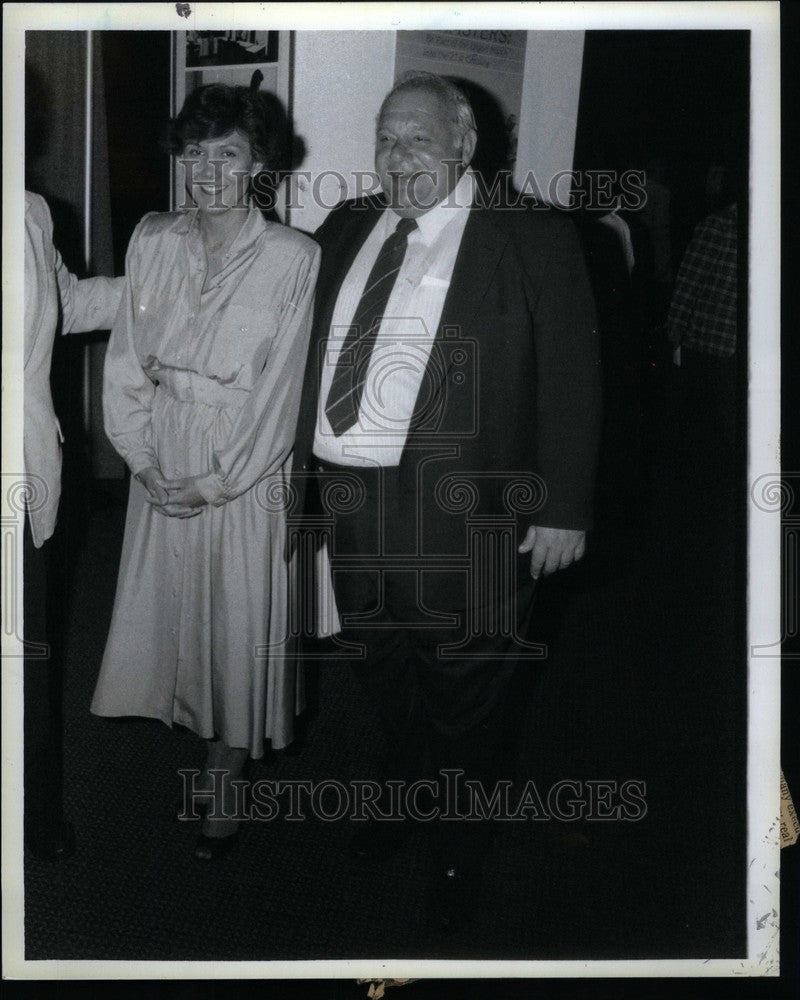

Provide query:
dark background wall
left=101, top=31, right=172, bottom=274
left=574, top=30, right=749, bottom=255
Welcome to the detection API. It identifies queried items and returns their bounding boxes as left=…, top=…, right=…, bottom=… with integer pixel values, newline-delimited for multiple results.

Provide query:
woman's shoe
left=193, top=825, right=241, bottom=861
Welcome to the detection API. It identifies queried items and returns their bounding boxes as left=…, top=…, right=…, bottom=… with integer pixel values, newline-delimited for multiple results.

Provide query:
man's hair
left=379, top=71, right=476, bottom=140
left=167, top=83, right=283, bottom=168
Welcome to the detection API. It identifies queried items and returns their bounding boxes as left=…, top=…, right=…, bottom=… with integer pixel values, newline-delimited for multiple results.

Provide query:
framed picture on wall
left=185, top=30, right=279, bottom=67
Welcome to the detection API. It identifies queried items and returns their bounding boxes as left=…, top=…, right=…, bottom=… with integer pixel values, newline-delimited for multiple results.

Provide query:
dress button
left=173, top=548, right=179, bottom=557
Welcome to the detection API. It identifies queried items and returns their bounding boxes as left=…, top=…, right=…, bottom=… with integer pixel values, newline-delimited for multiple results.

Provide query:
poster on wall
left=394, top=30, right=527, bottom=172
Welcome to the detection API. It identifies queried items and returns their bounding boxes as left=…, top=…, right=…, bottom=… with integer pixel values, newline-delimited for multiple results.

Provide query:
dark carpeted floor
left=22, top=376, right=748, bottom=963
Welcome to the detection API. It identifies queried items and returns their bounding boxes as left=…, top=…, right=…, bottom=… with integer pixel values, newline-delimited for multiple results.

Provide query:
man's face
left=375, top=87, right=475, bottom=218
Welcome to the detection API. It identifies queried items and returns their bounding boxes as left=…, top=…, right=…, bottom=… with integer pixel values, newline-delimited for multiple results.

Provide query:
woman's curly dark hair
left=167, top=83, right=288, bottom=172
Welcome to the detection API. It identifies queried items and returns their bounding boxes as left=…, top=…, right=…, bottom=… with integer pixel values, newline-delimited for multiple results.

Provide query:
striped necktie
left=324, top=216, right=418, bottom=437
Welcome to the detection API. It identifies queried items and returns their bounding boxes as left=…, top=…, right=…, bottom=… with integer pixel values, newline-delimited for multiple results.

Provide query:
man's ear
left=461, top=128, right=478, bottom=168
left=251, top=160, right=265, bottom=178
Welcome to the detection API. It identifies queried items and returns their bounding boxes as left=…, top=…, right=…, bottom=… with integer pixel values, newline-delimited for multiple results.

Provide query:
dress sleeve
left=195, top=242, right=321, bottom=506
left=102, top=217, right=160, bottom=476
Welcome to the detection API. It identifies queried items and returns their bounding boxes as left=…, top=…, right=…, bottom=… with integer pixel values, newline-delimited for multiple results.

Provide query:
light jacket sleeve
left=102, top=217, right=160, bottom=476
left=195, top=242, right=321, bottom=506
left=56, top=247, right=124, bottom=334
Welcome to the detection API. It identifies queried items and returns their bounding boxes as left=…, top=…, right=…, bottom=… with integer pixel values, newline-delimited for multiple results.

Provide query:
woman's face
left=180, top=130, right=263, bottom=213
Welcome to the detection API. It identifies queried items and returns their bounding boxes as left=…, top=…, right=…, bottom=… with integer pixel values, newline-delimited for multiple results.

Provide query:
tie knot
left=392, top=217, right=417, bottom=243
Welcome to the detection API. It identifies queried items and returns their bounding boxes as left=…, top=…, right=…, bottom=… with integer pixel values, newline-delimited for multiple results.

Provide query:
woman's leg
left=198, top=739, right=249, bottom=843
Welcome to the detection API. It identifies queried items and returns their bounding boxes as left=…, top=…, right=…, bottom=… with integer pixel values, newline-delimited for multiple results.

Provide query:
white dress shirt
left=313, top=169, right=475, bottom=467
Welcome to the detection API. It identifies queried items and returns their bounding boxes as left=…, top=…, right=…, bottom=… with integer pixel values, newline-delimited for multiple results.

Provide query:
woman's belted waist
left=152, top=367, right=248, bottom=409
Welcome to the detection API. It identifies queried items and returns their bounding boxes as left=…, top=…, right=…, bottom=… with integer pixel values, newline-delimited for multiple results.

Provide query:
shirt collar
left=184, top=204, right=268, bottom=256
left=384, top=168, right=475, bottom=246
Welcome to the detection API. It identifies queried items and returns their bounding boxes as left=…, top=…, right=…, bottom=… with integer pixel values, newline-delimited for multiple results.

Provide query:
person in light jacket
left=23, top=190, right=123, bottom=858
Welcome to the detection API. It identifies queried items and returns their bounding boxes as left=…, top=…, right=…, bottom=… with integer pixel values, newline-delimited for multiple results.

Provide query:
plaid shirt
left=666, top=203, right=738, bottom=357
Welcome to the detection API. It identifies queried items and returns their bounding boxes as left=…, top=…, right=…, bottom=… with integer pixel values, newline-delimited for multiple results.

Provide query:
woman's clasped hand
left=138, top=467, right=206, bottom=517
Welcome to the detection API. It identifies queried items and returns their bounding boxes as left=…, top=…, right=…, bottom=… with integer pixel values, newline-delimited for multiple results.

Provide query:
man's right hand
left=136, top=466, right=169, bottom=507
left=518, top=525, right=586, bottom=580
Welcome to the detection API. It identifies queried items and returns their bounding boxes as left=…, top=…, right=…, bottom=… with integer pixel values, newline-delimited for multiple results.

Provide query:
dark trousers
left=316, top=459, right=538, bottom=870
left=682, top=347, right=738, bottom=463
left=24, top=516, right=69, bottom=851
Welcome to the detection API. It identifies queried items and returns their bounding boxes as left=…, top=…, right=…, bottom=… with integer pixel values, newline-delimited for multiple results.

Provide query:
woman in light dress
left=91, top=84, right=320, bottom=859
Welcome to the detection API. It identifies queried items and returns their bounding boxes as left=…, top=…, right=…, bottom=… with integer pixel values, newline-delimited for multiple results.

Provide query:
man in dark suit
left=292, top=71, right=601, bottom=928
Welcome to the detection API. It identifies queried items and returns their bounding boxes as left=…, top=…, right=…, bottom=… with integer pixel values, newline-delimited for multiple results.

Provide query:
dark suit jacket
left=292, top=196, right=601, bottom=609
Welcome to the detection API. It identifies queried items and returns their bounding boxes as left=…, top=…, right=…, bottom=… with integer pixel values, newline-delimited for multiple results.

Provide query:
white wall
left=290, top=31, right=396, bottom=233
left=515, top=31, right=585, bottom=205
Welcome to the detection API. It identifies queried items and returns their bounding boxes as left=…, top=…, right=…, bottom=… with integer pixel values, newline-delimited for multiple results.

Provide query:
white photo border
left=2, top=0, right=781, bottom=981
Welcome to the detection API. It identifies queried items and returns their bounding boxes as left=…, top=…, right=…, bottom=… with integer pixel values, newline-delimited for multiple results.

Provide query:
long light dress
left=91, top=207, right=320, bottom=756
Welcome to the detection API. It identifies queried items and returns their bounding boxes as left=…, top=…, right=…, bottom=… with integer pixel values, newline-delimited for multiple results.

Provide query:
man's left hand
left=518, top=525, right=586, bottom=580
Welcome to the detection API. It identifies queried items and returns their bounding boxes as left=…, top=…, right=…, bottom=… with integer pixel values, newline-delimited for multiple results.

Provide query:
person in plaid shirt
left=666, top=202, right=738, bottom=358
left=666, top=196, right=739, bottom=477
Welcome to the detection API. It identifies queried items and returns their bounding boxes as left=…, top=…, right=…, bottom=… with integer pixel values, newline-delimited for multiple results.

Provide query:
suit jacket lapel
left=440, top=207, right=509, bottom=338
left=24, top=224, right=55, bottom=369
left=407, top=207, right=510, bottom=434
left=313, top=200, right=384, bottom=372
left=296, top=199, right=384, bottom=461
